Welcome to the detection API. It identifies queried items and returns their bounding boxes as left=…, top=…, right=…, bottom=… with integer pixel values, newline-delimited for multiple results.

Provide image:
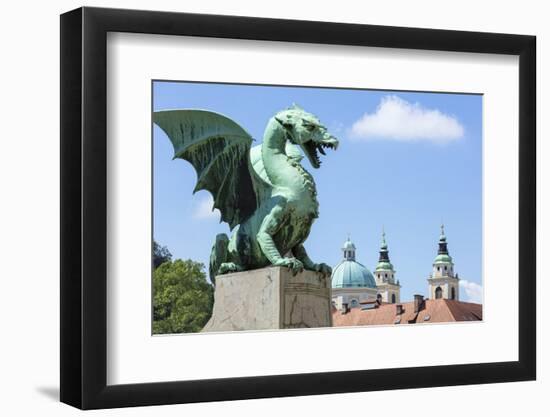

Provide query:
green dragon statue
left=153, top=105, right=339, bottom=283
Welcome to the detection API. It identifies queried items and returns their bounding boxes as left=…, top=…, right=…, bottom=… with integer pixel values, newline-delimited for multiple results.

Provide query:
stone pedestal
left=202, top=267, right=332, bottom=332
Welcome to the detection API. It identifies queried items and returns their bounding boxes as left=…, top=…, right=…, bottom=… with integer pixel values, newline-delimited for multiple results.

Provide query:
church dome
left=332, top=261, right=377, bottom=288
left=331, top=238, right=376, bottom=289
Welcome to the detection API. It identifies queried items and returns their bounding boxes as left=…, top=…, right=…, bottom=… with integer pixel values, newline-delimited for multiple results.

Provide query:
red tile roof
left=332, top=299, right=482, bottom=327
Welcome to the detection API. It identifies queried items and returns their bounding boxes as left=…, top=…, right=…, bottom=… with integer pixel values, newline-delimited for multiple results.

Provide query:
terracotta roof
left=445, top=300, right=483, bottom=321
left=359, top=299, right=379, bottom=305
left=332, top=299, right=482, bottom=327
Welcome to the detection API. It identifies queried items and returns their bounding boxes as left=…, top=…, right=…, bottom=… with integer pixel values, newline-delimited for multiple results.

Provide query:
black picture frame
left=60, top=6, right=536, bottom=410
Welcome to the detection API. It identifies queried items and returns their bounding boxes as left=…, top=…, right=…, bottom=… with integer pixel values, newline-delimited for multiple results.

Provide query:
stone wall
left=202, top=267, right=332, bottom=332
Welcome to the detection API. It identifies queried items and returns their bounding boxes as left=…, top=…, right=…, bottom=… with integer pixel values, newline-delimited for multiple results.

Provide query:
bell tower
left=374, top=229, right=401, bottom=303
left=427, top=225, right=459, bottom=300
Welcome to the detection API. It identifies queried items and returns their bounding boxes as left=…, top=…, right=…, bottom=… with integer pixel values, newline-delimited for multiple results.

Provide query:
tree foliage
left=153, top=259, right=214, bottom=334
left=153, top=241, right=172, bottom=269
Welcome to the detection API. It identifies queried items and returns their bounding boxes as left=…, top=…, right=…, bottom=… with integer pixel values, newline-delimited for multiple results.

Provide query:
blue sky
left=153, top=81, right=482, bottom=303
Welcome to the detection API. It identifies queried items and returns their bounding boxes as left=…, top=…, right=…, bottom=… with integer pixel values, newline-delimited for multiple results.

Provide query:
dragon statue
left=153, top=105, right=339, bottom=283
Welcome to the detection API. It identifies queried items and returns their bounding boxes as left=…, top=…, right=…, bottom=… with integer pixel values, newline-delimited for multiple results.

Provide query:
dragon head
left=275, top=104, right=339, bottom=168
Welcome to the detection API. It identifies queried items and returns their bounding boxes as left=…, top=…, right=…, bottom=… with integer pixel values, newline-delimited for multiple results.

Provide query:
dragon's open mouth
left=303, top=140, right=338, bottom=168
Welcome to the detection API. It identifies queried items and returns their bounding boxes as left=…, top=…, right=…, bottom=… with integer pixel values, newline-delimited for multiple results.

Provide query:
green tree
left=153, top=240, right=172, bottom=269
left=153, top=259, right=214, bottom=334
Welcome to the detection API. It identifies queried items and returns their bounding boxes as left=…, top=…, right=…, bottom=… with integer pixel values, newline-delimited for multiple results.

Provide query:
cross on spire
left=381, top=226, right=387, bottom=248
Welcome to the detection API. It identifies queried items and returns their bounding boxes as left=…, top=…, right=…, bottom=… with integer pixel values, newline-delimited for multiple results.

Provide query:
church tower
left=427, top=225, right=459, bottom=300
left=374, top=230, right=401, bottom=303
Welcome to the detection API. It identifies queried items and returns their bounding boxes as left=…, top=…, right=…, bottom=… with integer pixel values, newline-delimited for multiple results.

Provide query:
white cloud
left=459, top=280, right=483, bottom=303
left=349, top=95, right=464, bottom=143
left=193, top=194, right=220, bottom=220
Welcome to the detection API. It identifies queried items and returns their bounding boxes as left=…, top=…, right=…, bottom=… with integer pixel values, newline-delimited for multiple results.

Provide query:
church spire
left=432, top=224, right=454, bottom=275
left=378, top=229, right=389, bottom=262
left=375, top=228, right=393, bottom=272
left=438, top=224, right=449, bottom=255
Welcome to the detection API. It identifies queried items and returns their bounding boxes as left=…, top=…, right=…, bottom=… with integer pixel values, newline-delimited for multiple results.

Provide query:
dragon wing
left=153, top=109, right=264, bottom=230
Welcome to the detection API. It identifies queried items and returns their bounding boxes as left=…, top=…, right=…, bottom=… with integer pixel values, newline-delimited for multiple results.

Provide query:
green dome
left=433, top=254, right=453, bottom=264
left=331, top=260, right=376, bottom=289
left=375, top=261, right=394, bottom=271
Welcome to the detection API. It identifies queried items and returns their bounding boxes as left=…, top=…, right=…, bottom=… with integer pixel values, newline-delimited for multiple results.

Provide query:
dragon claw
left=276, top=258, right=304, bottom=275
left=313, top=263, right=332, bottom=276
left=218, top=262, right=243, bottom=275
